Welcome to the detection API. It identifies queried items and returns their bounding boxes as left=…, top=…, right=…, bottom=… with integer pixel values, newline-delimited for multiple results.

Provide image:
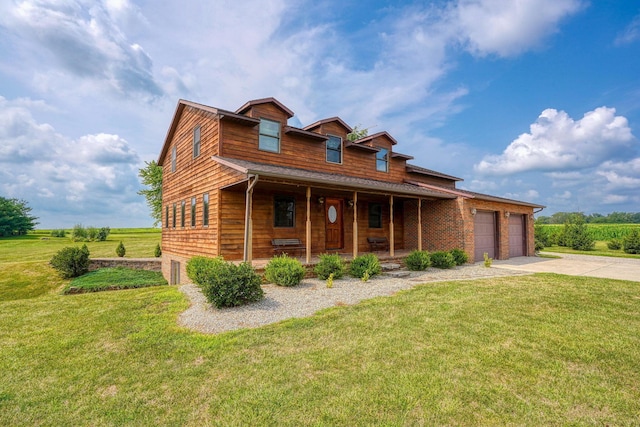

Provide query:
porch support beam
left=418, top=198, right=422, bottom=251
left=243, top=175, right=259, bottom=263
left=306, top=186, right=311, bottom=264
left=353, top=191, right=358, bottom=259
left=389, top=195, right=395, bottom=257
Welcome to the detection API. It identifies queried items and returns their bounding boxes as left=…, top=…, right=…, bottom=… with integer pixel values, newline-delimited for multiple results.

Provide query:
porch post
left=353, top=191, right=358, bottom=259
left=418, top=198, right=422, bottom=251
left=243, top=175, right=258, bottom=263
left=389, top=195, right=395, bottom=257
left=306, top=186, right=311, bottom=264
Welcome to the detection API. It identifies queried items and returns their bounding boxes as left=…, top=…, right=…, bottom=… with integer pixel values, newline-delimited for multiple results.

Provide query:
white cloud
left=0, top=97, right=146, bottom=228
left=615, top=14, right=640, bottom=46
left=474, top=107, right=635, bottom=174
left=451, top=0, right=584, bottom=57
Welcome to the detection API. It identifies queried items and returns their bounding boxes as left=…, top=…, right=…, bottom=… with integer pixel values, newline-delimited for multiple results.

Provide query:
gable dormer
left=235, top=97, right=294, bottom=124
left=303, top=117, right=352, bottom=139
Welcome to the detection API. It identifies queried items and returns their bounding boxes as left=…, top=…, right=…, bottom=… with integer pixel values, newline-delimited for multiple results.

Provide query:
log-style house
left=157, top=97, right=544, bottom=284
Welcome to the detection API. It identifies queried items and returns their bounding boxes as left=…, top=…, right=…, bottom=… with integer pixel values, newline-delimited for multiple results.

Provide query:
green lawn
left=543, top=240, right=640, bottom=259
left=0, top=229, right=161, bottom=300
left=64, top=268, right=168, bottom=294
left=1, top=273, right=639, bottom=425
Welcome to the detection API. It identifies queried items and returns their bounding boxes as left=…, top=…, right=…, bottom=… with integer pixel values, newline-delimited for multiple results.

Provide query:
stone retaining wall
left=89, top=258, right=162, bottom=272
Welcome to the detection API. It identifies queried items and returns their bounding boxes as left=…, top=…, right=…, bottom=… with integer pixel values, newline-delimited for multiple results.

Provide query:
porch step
left=380, top=262, right=402, bottom=271
left=385, top=270, right=411, bottom=279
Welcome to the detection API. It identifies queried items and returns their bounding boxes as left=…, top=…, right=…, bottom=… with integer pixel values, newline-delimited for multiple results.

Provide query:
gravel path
left=178, top=264, right=530, bottom=334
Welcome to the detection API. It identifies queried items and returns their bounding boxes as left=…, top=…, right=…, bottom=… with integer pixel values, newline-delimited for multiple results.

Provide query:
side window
left=172, top=203, right=177, bottom=228
left=274, top=196, right=295, bottom=227
left=181, top=201, right=186, bottom=227
left=191, top=197, right=197, bottom=226
left=193, top=125, right=201, bottom=158
left=171, top=146, right=177, bottom=172
left=369, top=203, right=382, bottom=228
left=203, top=193, right=209, bottom=226
left=326, top=135, right=342, bottom=164
left=165, top=206, right=169, bottom=228
left=259, top=118, right=280, bottom=153
left=376, top=148, right=388, bottom=172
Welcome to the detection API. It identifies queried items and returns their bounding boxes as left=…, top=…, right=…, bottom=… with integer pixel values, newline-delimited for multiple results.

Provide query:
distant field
left=536, top=223, right=640, bottom=240
left=0, top=228, right=161, bottom=300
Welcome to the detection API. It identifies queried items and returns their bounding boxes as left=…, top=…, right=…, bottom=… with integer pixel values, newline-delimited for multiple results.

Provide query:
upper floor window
left=376, top=148, right=389, bottom=172
left=259, top=118, right=280, bottom=153
left=191, top=197, right=197, bottom=227
left=193, top=125, right=201, bottom=158
left=171, top=146, right=177, bottom=172
left=326, top=135, right=342, bottom=164
left=203, top=193, right=209, bottom=227
left=274, top=196, right=295, bottom=228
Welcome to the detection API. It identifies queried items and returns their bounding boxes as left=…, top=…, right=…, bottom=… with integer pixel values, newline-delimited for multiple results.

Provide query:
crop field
left=536, top=223, right=640, bottom=240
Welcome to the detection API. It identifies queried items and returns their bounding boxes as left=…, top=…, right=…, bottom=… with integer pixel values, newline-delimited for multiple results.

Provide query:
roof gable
left=352, top=131, right=398, bottom=145
left=235, top=97, right=294, bottom=118
left=303, top=117, right=352, bottom=133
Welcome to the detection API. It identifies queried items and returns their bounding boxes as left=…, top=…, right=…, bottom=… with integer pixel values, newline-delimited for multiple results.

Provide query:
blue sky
left=0, top=0, right=638, bottom=228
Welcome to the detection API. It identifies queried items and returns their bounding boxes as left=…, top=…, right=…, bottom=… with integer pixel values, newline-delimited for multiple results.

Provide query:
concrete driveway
left=491, top=253, right=640, bottom=282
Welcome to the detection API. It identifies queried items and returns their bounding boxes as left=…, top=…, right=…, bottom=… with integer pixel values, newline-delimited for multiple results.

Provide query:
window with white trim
left=191, top=197, right=197, bottom=226
left=171, top=146, right=177, bottom=172
left=259, top=118, right=280, bottom=153
left=326, top=135, right=342, bottom=164
left=193, top=125, right=201, bottom=158
left=376, top=148, right=388, bottom=172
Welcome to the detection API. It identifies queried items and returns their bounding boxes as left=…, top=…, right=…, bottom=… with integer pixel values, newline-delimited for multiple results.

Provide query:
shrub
left=349, top=253, right=381, bottom=279
left=535, top=238, right=545, bottom=252
left=71, top=224, right=87, bottom=242
left=50, top=229, right=66, bottom=238
left=404, top=250, right=431, bottom=271
left=86, top=227, right=98, bottom=241
left=264, top=255, right=305, bottom=287
left=96, top=227, right=110, bottom=241
left=430, top=251, right=456, bottom=269
left=450, top=249, right=468, bottom=266
left=50, top=245, right=90, bottom=279
left=483, top=252, right=493, bottom=268
left=623, top=230, right=640, bottom=254
left=607, top=239, right=622, bottom=250
left=314, top=253, right=345, bottom=280
left=154, top=243, right=162, bottom=257
left=560, top=215, right=595, bottom=250
left=186, top=256, right=264, bottom=308
left=116, top=241, right=126, bottom=257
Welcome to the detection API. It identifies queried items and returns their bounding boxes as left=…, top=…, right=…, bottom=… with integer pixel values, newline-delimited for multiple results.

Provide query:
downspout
left=243, top=174, right=259, bottom=263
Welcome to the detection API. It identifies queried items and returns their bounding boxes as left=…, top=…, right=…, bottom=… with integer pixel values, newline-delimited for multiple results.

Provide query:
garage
left=474, top=211, right=497, bottom=262
left=508, top=214, right=526, bottom=257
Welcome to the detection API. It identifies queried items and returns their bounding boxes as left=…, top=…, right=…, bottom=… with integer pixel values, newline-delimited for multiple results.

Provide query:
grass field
left=1, top=230, right=639, bottom=425
left=0, top=229, right=160, bottom=300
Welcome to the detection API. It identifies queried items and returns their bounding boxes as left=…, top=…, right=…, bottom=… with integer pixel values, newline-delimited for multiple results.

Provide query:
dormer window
left=376, top=148, right=389, bottom=172
left=259, top=118, right=280, bottom=153
left=326, top=135, right=342, bottom=164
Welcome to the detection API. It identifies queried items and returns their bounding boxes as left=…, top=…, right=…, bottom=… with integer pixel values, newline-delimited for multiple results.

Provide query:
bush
left=560, top=215, right=595, bottom=250
left=50, top=229, right=66, bottom=238
left=69, top=224, right=110, bottom=241
left=71, top=224, right=87, bottom=242
left=314, top=253, right=345, bottom=279
left=96, top=227, right=110, bottom=241
left=264, top=255, right=305, bottom=287
left=186, top=256, right=264, bottom=308
left=404, top=250, right=431, bottom=271
left=535, top=238, right=545, bottom=252
left=607, top=239, right=622, bottom=250
left=450, top=249, right=468, bottom=266
left=349, top=253, right=381, bottom=280
left=116, top=241, right=126, bottom=257
left=50, top=245, right=90, bottom=279
left=154, top=243, right=162, bottom=257
left=430, top=251, right=456, bottom=269
left=623, top=230, right=640, bottom=254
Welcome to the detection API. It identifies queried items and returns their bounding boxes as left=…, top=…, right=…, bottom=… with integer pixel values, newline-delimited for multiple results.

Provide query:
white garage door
left=474, top=211, right=496, bottom=262
left=509, top=214, right=525, bottom=258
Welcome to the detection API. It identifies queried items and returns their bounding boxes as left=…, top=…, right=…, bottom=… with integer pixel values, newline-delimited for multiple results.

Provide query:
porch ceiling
left=212, top=155, right=457, bottom=199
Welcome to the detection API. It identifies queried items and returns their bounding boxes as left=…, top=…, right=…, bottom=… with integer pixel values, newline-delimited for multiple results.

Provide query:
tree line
left=536, top=211, right=640, bottom=224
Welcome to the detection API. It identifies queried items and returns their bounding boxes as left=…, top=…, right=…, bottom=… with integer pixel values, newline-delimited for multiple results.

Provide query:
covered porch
left=213, top=156, right=457, bottom=264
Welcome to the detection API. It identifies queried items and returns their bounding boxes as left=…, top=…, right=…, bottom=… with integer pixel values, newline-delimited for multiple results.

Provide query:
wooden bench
left=271, top=238, right=306, bottom=256
left=367, top=237, right=389, bottom=252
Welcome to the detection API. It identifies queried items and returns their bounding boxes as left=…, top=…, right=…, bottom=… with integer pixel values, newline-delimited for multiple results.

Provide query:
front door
left=325, top=198, right=343, bottom=250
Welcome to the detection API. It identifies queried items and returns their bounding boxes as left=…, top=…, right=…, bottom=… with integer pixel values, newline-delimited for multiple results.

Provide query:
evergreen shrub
left=404, top=250, right=431, bottom=271
left=430, top=251, right=456, bottom=269
left=264, top=254, right=305, bottom=287
left=349, top=253, right=381, bottom=280
left=186, top=256, right=264, bottom=308
left=314, top=253, right=345, bottom=279
left=450, top=248, right=468, bottom=265
left=623, top=230, right=640, bottom=254
left=50, top=245, right=90, bottom=279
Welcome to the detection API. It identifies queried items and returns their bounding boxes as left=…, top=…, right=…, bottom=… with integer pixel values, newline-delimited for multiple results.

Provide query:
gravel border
left=178, top=264, right=530, bottom=334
